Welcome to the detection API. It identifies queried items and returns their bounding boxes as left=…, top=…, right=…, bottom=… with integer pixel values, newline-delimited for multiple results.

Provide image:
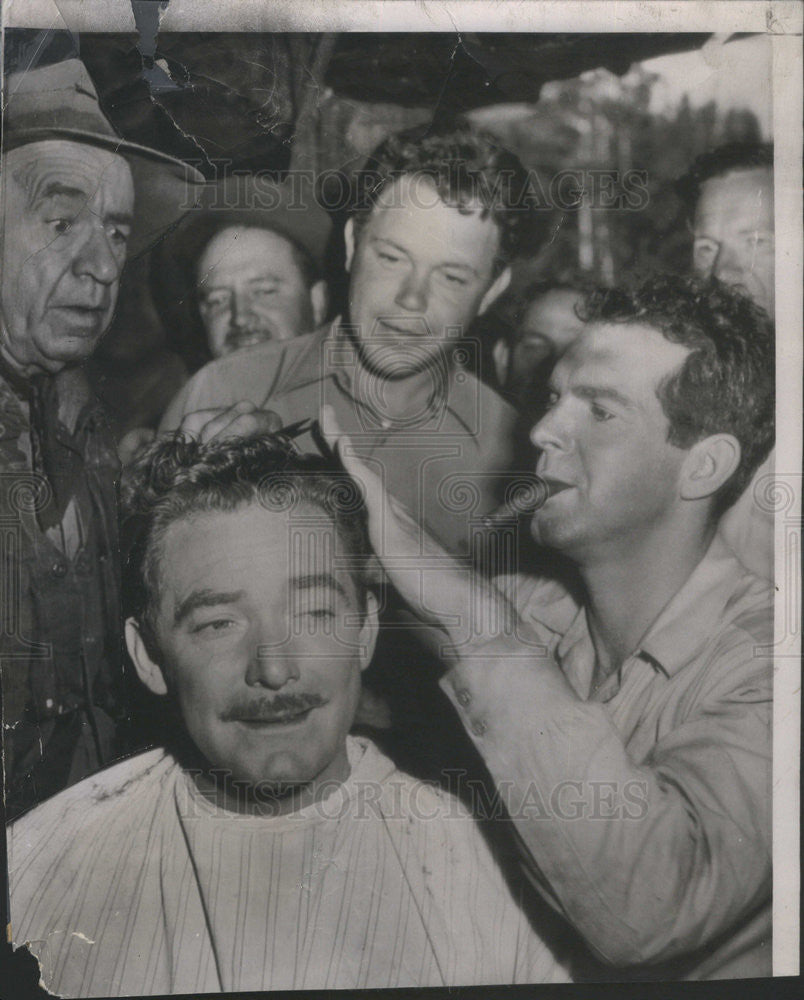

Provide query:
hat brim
left=164, top=201, right=331, bottom=274
left=5, top=126, right=205, bottom=257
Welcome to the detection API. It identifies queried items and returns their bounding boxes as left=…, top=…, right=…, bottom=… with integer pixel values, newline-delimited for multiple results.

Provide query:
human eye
left=375, top=245, right=402, bottom=264
left=544, top=388, right=560, bottom=410
left=441, top=269, right=469, bottom=287
left=49, top=217, right=76, bottom=237
left=748, top=232, right=774, bottom=250
left=107, top=223, right=130, bottom=248
left=302, top=607, right=336, bottom=621
left=199, top=289, right=229, bottom=310
left=590, top=401, right=614, bottom=423
left=693, top=238, right=717, bottom=261
left=190, top=615, right=239, bottom=636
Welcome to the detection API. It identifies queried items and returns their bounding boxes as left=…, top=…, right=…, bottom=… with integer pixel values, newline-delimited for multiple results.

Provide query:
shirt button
left=51, top=561, right=68, bottom=578
left=471, top=719, right=487, bottom=737
left=455, top=688, right=472, bottom=708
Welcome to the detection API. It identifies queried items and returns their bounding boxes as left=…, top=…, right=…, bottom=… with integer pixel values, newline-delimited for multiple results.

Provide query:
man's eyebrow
left=291, top=573, right=349, bottom=601
left=34, top=182, right=87, bottom=207
left=174, top=589, right=244, bottom=625
left=371, top=236, right=411, bottom=257
left=372, top=237, right=479, bottom=277
left=573, top=384, right=636, bottom=409
left=105, top=212, right=133, bottom=228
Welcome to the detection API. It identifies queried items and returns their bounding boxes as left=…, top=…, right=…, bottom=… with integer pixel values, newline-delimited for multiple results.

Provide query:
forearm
left=439, top=632, right=771, bottom=966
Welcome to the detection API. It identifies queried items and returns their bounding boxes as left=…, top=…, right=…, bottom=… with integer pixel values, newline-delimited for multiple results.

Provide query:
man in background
left=118, top=176, right=331, bottom=464
left=153, top=175, right=331, bottom=366
left=0, top=58, right=202, bottom=816
left=679, top=142, right=775, bottom=580
left=490, top=279, right=586, bottom=414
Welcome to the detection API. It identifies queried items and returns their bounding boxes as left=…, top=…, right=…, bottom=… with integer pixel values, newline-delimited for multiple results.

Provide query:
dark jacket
left=1, top=362, right=126, bottom=817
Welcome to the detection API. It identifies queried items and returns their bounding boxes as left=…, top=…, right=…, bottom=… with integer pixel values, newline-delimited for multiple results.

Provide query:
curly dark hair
left=121, top=435, right=372, bottom=644
left=579, top=274, right=775, bottom=515
left=350, top=124, right=537, bottom=271
left=676, top=142, right=773, bottom=215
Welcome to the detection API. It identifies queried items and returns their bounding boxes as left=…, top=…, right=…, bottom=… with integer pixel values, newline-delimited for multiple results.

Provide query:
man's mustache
left=222, top=692, right=326, bottom=721
left=225, top=323, right=275, bottom=347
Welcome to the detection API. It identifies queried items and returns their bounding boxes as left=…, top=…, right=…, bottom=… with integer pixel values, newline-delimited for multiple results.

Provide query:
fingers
left=177, top=402, right=283, bottom=444
left=117, top=426, right=155, bottom=466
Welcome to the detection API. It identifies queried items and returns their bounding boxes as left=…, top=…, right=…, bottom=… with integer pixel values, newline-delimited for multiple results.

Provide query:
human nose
left=245, top=642, right=301, bottom=690
left=394, top=267, right=429, bottom=313
left=713, top=243, right=746, bottom=286
left=73, top=225, right=121, bottom=285
left=530, top=401, right=571, bottom=453
left=230, top=288, right=253, bottom=328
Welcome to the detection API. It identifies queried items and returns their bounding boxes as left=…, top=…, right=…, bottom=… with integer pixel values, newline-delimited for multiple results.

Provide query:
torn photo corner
left=1, top=0, right=801, bottom=996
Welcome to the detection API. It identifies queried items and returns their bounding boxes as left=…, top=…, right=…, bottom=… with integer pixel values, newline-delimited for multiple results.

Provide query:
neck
left=578, top=514, right=714, bottom=681
left=372, top=366, right=443, bottom=421
left=342, top=325, right=451, bottom=422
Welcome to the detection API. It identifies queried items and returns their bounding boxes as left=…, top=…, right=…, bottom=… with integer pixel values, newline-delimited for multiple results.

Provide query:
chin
left=248, top=750, right=317, bottom=787
left=530, top=514, right=582, bottom=553
left=363, top=345, right=439, bottom=380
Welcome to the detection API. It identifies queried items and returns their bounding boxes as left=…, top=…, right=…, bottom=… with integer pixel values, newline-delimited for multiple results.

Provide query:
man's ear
left=343, top=217, right=356, bottom=273
left=357, top=591, right=380, bottom=672
left=680, top=433, right=741, bottom=501
left=492, top=337, right=510, bottom=387
left=125, top=617, right=168, bottom=696
left=479, top=265, right=511, bottom=316
left=310, top=279, right=329, bottom=327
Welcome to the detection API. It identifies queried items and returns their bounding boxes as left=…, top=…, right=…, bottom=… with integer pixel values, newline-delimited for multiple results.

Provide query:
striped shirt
left=9, top=736, right=570, bottom=995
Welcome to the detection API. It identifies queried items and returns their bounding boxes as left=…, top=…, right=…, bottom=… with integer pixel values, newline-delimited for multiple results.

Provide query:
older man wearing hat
left=153, top=175, right=331, bottom=365
left=0, top=58, right=203, bottom=817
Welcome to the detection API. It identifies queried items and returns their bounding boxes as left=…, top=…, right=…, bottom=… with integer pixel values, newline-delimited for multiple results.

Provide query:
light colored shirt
left=160, top=322, right=519, bottom=556
left=9, top=736, right=570, bottom=995
left=438, top=537, right=773, bottom=979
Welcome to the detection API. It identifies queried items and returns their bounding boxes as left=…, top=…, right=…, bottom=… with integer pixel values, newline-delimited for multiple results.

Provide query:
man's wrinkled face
left=0, top=140, right=134, bottom=376
left=693, top=166, right=774, bottom=318
left=147, top=502, right=376, bottom=801
left=346, top=174, right=507, bottom=379
left=529, top=322, right=692, bottom=562
left=196, top=226, right=316, bottom=357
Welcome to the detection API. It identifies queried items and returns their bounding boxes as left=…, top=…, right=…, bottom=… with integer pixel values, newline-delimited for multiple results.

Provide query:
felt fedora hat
left=3, top=58, right=205, bottom=255
left=163, top=174, right=334, bottom=274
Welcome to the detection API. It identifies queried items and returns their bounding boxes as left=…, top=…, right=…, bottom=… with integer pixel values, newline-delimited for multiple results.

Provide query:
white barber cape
left=9, top=736, right=569, bottom=995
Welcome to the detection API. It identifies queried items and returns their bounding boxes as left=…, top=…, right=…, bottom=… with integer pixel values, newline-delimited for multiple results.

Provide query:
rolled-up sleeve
left=439, top=626, right=772, bottom=968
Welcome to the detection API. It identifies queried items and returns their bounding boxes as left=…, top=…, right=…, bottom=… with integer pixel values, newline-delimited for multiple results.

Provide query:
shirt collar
left=528, top=534, right=758, bottom=685
left=298, top=319, right=486, bottom=436
left=635, top=533, right=756, bottom=677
